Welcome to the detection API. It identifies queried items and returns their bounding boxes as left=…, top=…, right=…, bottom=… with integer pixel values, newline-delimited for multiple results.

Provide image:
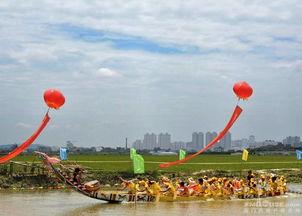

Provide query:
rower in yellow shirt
left=145, top=180, right=161, bottom=201
left=161, top=177, right=176, bottom=200
left=136, top=178, right=148, bottom=194
left=146, top=180, right=161, bottom=196
left=204, top=178, right=216, bottom=198
left=249, top=180, right=258, bottom=198
left=119, top=177, right=137, bottom=194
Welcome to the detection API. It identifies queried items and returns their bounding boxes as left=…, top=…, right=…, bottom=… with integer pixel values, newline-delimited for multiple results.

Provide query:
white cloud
left=94, top=67, right=121, bottom=78
left=9, top=46, right=58, bottom=64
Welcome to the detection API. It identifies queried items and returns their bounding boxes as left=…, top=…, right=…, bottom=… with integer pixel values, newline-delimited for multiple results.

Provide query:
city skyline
left=2, top=133, right=301, bottom=151
left=133, top=132, right=302, bottom=151
left=133, top=131, right=232, bottom=151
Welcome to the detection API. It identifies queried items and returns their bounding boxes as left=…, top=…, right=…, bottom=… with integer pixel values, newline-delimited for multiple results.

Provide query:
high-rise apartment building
left=192, top=132, right=204, bottom=150
left=158, top=133, right=171, bottom=150
left=220, top=132, right=232, bottom=151
left=132, top=139, right=142, bottom=150
left=143, top=133, right=157, bottom=150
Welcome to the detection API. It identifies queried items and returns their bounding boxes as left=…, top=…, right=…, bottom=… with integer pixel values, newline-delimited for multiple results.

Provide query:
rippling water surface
left=0, top=184, right=301, bottom=216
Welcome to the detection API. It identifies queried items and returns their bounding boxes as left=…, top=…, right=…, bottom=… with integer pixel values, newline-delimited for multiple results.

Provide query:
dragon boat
left=35, top=151, right=156, bottom=203
left=35, top=151, right=286, bottom=203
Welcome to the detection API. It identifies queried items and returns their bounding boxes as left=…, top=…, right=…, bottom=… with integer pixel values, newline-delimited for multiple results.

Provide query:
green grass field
left=10, top=154, right=302, bottom=173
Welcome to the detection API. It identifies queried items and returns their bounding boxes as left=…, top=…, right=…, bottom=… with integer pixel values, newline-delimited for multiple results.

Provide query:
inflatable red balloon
left=44, top=89, right=65, bottom=109
left=233, top=81, right=253, bottom=100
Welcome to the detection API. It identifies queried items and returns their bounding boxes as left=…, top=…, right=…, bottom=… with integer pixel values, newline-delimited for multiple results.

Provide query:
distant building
left=143, top=133, right=157, bottom=150
left=232, top=140, right=243, bottom=151
left=186, top=142, right=195, bottom=152
left=192, top=132, right=204, bottom=151
left=212, top=132, right=218, bottom=139
left=206, top=131, right=217, bottom=151
left=247, top=135, right=256, bottom=148
left=132, top=139, right=142, bottom=150
left=283, top=136, right=301, bottom=146
left=158, top=133, right=171, bottom=150
left=219, top=132, right=232, bottom=151
left=170, top=141, right=186, bottom=151
left=205, top=132, right=213, bottom=145
left=262, top=140, right=278, bottom=146
left=192, top=132, right=198, bottom=149
left=232, top=138, right=249, bottom=150
left=240, top=138, right=249, bottom=148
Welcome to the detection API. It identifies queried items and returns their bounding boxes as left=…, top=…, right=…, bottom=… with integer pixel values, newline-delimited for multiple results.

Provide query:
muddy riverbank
left=0, top=168, right=301, bottom=190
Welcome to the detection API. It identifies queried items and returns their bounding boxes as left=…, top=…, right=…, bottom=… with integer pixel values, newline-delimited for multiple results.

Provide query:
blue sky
left=54, top=23, right=202, bottom=54
left=0, top=0, right=302, bottom=147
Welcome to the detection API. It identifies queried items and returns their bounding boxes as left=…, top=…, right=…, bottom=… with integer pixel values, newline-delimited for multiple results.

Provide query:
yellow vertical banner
left=242, top=149, right=249, bottom=161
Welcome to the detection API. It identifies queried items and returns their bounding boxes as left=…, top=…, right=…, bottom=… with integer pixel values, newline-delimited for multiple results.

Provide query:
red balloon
left=233, top=81, right=253, bottom=100
left=44, top=89, right=65, bottom=109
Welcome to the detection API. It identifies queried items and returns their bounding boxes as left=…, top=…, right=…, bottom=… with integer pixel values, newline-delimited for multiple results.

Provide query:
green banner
left=130, top=148, right=137, bottom=160
left=179, top=149, right=186, bottom=160
left=133, top=154, right=145, bottom=174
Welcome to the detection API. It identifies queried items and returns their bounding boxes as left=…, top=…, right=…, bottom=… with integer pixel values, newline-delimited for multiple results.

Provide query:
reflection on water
left=0, top=184, right=301, bottom=216
left=64, top=195, right=302, bottom=216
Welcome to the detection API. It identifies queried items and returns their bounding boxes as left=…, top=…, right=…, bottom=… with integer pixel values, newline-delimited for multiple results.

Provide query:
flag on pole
left=242, top=149, right=249, bottom=161
left=59, top=147, right=68, bottom=160
left=133, top=154, right=145, bottom=174
left=130, top=148, right=137, bottom=160
left=296, top=150, right=302, bottom=160
left=179, top=149, right=186, bottom=160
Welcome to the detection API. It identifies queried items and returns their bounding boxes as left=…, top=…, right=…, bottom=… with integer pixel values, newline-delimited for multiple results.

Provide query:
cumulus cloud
left=94, top=68, right=122, bottom=78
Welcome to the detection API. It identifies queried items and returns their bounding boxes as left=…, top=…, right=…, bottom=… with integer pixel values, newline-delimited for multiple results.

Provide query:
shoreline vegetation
left=0, top=154, right=301, bottom=191
left=1, top=168, right=301, bottom=191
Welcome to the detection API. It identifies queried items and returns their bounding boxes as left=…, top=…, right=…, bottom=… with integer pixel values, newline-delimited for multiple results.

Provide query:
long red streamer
left=0, top=113, right=51, bottom=164
left=159, top=105, right=243, bottom=168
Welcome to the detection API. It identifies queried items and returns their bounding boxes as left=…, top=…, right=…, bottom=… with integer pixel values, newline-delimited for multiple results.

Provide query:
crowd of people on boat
left=119, top=171, right=287, bottom=199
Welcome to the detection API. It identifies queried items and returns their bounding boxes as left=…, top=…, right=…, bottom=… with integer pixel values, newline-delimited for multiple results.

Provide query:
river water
left=0, top=184, right=301, bottom=216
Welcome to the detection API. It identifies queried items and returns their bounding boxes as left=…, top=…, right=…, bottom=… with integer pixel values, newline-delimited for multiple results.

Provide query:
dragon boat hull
left=83, top=191, right=279, bottom=203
